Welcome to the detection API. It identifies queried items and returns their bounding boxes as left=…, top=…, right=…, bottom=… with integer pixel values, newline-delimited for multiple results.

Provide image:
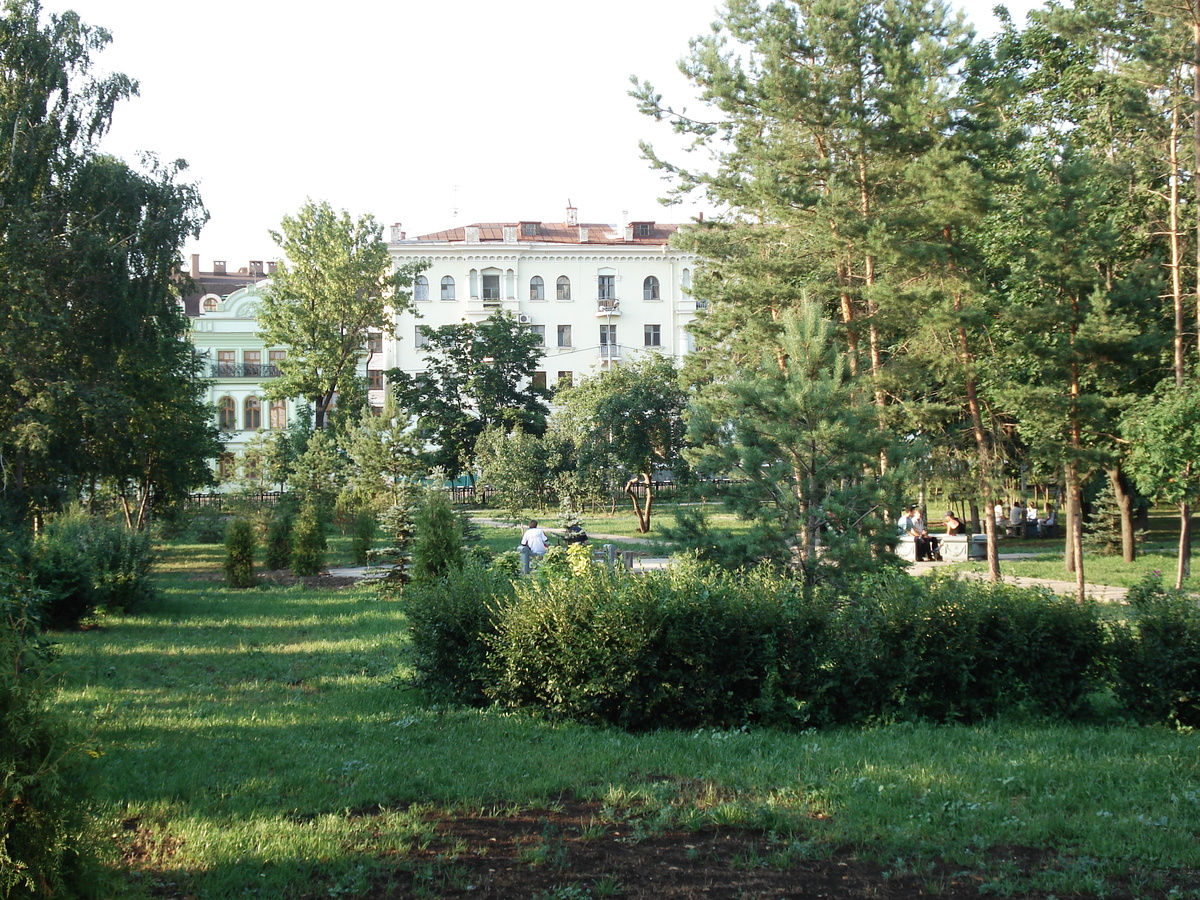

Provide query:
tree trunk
left=1170, top=101, right=1185, bottom=386
left=1106, top=465, right=1137, bottom=563
left=1066, top=462, right=1086, bottom=602
left=625, top=473, right=653, bottom=533
left=1177, top=499, right=1192, bottom=590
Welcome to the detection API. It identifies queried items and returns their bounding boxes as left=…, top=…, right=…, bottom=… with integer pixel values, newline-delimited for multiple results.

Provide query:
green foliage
left=409, top=491, right=465, bottom=583
left=350, top=510, right=375, bottom=566
left=258, top=199, right=423, bottom=431
left=0, top=567, right=95, bottom=898
left=402, top=561, right=516, bottom=704
left=223, top=517, right=257, bottom=589
left=290, top=503, right=326, bottom=577
left=263, top=505, right=295, bottom=571
left=659, top=506, right=789, bottom=571
left=1111, top=574, right=1200, bottom=727
left=389, top=313, right=550, bottom=480
left=490, top=559, right=834, bottom=730
left=30, top=507, right=156, bottom=628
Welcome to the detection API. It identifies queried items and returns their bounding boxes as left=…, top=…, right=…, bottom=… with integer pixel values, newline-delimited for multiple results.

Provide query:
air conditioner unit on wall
left=518, top=314, right=532, bottom=324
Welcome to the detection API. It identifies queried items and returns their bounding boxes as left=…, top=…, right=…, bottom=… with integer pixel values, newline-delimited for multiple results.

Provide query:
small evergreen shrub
left=1112, top=574, right=1200, bottom=727
left=223, top=517, right=257, bottom=588
left=409, top=491, right=464, bottom=583
left=1, top=568, right=97, bottom=897
left=403, top=561, right=515, bottom=704
left=350, top=510, right=375, bottom=566
left=187, top=506, right=227, bottom=544
left=263, top=507, right=294, bottom=571
left=290, top=503, right=326, bottom=577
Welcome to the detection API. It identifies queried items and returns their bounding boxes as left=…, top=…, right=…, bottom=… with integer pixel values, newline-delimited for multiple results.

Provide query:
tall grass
left=45, top=541, right=1200, bottom=897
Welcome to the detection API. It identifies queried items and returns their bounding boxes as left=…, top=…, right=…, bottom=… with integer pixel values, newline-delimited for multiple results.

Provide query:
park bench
left=896, top=533, right=986, bottom=563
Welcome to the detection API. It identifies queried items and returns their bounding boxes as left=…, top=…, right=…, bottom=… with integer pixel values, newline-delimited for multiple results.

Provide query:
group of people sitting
left=995, top=500, right=1057, bottom=538
left=897, top=506, right=966, bottom=562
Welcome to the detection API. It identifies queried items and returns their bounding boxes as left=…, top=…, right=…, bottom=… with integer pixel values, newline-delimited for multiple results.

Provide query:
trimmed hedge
left=404, top=559, right=1189, bottom=730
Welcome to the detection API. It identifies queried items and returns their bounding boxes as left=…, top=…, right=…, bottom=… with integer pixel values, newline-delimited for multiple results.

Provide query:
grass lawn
left=45, top=538, right=1200, bottom=898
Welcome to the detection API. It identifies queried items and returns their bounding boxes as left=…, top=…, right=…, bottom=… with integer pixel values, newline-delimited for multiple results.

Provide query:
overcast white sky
left=58, top=0, right=1042, bottom=271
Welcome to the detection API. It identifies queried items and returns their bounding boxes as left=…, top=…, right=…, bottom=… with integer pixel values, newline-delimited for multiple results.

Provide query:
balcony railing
left=211, top=363, right=281, bottom=378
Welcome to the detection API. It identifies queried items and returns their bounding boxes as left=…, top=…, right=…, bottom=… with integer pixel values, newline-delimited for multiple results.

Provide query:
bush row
left=403, top=560, right=1198, bottom=729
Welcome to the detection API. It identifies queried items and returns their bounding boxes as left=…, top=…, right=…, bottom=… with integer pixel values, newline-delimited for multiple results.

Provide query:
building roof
left=408, top=220, right=681, bottom=245
left=179, top=259, right=273, bottom=317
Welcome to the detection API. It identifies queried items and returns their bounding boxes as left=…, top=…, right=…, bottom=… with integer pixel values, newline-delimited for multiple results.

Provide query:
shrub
left=263, top=507, right=294, bottom=571
left=30, top=507, right=157, bottom=628
left=223, top=517, right=257, bottom=589
left=409, top=491, right=464, bottom=583
left=290, top=503, right=326, bottom=577
left=403, top=561, right=515, bottom=704
left=1112, top=574, right=1200, bottom=726
left=1, top=569, right=98, bottom=897
left=350, top=510, right=375, bottom=566
left=489, top=559, right=834, bottom=729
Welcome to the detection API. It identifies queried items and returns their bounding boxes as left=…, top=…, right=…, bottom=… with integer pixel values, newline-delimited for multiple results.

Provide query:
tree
left=553, top=355, right=688, bottom=533
left=258, top=199, right=424, bottom=431
left=389, top=313, right=550, bottom=482
left=0, top=1, right=216, bottom=525
left=1123, top=374, right=1200, bottom=589
left=342, top=390, right=424, bottom=505
left=687, top=302, right=902, bottom=586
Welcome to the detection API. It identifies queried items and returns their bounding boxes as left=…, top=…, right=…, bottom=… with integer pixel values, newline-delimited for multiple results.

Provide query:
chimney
left=578, top=227, right=589, bottom=243
left=623, top=225, right=634, bottom=242
left=213, top=260, right=226, bottom=275
left=390, top=223, right=405, bottom=242
left=566, top=203, right=578, bottom=227
left=267, top=261, right=278, bottom=275
left=249, top=260, right=263, bottom=277
left=502, top=225, right=517, bottom=244
left=190, top=253, right=200, bottom=276
left=465, top=226, right=480, bottom=243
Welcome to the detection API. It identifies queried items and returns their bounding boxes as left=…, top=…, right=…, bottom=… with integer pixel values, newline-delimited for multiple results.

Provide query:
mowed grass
left=48, top=540, right=1200, bottom=898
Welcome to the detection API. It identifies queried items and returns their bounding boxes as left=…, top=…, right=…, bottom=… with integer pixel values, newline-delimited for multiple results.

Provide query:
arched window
left=530, top=276, right=545, bottom=301
left=681, top=268, right=691, bottom=289
left=556, top=276, right=571, bottom=301
left=218, top=397, right=236, bottom=431
left=643, top=275, right=660, bottom=301
left=218, top=453, right=235, bottom=479
left=202, top=297, right=217, bottom=312
left=244, top=396, right=262, bottom=430
left=440, top=276, right=456, bottom=300
left=269, top=400, right=287, bottom=430
left=414, top=275, right=429, bottom=301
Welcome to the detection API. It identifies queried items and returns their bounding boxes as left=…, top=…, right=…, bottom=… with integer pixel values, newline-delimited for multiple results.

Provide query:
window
left=557, top=371, right=573, bottom=389
left=269, top=400, right=287, bottom=429
left=217, top=350, right=235, bottom=377
left=644, top=324, right=661, bottom=347
left=440, top=276, right=455, bottom=300
left=521, top=222, right=540, bottom=238
left=244, top=454, right=260, bottom=481
left=414, top=275, right=430, bottom=301
left=682, top=268, right=691, bottom=289
left=218, top=397, right=236, bottom=431
left=598, top=274, right=616, bottom=301
left=244, top=396, right=262, bottom=430
left=556, top=276, right=571, bottom=301
left=415, top=325, right=429, bottom=348
left=557, top=324, right=572, bottom=348
left=368, top=369, right=384, bottom=391
left=532, top=371, right=547, bottom=391
left=218, top=452, right=235, bottom=479
left=634, top=223, right=652, bottom=238
left=530, top=325, right=545, bottom=345
left=481, top=273, right=500, bottom=301
left=643, top=276, right=660, bottom=301
left=268, top=349, right=286, bottom=376
left=367, top=332, right=382, bottom=354
left=600, top=324, right=617, bottom=357
left=244, top=350, right=261, bottom=377
left=202, top=297, right=217, bottom=312
left=529, top=276, right=545, bottom=301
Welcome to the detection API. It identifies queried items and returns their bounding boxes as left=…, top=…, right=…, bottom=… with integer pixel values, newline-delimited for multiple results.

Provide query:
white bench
left=896, top=534, right=986, bottom=563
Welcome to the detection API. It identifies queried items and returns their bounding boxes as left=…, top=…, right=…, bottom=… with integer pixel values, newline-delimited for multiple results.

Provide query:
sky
left=58, top=0, right=1043, bottom=273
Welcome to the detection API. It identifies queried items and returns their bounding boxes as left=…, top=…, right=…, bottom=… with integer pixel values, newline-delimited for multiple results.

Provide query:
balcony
left=599, top=343, right=621, bottom=361
left=595, top=299, right=621, bottom=317
left=211, top=364, right=281, bottom=378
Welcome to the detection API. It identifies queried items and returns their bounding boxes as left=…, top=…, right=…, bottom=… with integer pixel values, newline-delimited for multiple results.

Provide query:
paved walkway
left=908, top=558, right=1128, bottom=602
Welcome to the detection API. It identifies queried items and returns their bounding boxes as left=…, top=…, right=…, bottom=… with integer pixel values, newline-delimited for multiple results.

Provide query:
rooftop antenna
left=452, top=184, right=459, bottom=220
